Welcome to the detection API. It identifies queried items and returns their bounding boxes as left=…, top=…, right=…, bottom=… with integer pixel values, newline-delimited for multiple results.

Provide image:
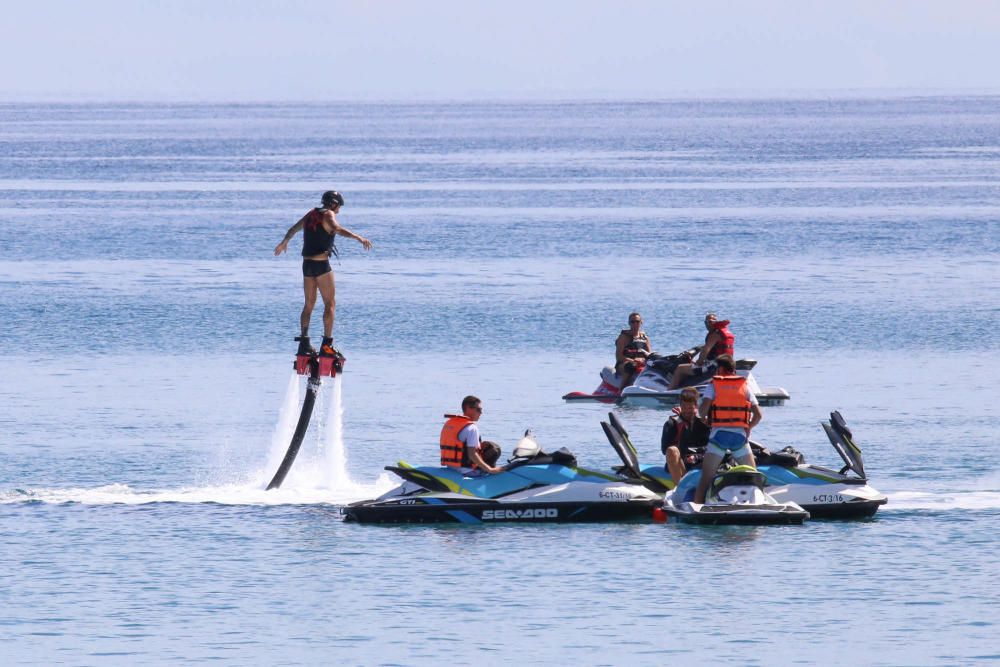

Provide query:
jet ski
left=663, top=465, right=809, bottom=525
left=604, top=411, right=886, bottom=520
left=563, top=346, right=790, bottom=407
left=751, top=411, right=888, bottom=519
left=341, top=433, right=661, bottom=525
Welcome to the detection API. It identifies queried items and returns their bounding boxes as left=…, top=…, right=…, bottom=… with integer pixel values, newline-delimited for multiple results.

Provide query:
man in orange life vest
left=439, top=396, right=505, bottom=475
left=274, top=190, right=373, bottom=358
left=669, top=312, right=735, bottom=389
left=694, top=355, right=763, bottom=504
left=661, top=387, right=710, bottom=484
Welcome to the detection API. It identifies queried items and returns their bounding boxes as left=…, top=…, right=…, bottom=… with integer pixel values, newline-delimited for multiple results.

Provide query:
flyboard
left=266, top=338, right=345, bottom=490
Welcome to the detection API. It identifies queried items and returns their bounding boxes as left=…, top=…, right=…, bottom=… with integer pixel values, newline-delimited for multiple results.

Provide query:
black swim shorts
left=302, top=259, right=332, bottom=278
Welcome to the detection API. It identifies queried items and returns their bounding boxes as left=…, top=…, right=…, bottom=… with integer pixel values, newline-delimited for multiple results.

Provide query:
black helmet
left=321, top=190, right=344, bottom=208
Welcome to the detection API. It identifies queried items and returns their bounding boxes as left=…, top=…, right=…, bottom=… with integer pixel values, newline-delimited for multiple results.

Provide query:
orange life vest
left=440, top=414, right=477, bottom=467
left=708, top=375, right=751, bottom=429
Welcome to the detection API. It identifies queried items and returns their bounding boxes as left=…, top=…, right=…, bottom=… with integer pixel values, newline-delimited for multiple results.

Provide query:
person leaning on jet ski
left=694, top=355, right=763, bottom=504
left=669, top=312, right=735, bottom=389
left=661, top=387, right=710, bottom=484
left=440, top=395, right=505, bottom=475
left=615, top=312, right=653, bottom=387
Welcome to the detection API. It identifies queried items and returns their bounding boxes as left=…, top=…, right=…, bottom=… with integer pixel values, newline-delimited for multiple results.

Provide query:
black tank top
left=301, top=208, right=337, bottom=257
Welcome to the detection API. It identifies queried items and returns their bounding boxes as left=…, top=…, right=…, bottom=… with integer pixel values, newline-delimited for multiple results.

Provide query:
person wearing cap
left=274, top=190, right=372, bottom=358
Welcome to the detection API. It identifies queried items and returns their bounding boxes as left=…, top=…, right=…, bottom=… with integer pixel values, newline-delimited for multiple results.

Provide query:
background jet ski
left=605, top=411, right=886, bottom=520
left=341, top=433, right=660, bottom=524
left=563, top=346, right=790, bottom=407
left=663, top=465, right=809, bottom=525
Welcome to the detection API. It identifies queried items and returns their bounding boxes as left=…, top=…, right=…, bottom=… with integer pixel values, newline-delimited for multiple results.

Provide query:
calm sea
left=1, top=98, right=998, bottom=665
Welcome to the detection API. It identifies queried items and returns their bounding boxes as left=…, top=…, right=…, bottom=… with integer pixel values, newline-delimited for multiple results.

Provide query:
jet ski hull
left=764, top=476, right=887, bottom=519
left=663, top=502, right=809, bottom=525
left=343, top=495, right=659, bottom=524
left=343, top=459, right=662, bottom=525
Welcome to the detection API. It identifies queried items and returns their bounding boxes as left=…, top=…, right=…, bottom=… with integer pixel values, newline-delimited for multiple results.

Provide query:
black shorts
left=302, top=259, right=332, bottom=278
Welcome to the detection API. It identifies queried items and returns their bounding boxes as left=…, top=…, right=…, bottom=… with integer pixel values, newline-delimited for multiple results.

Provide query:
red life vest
left=440, top=414, right=477, bottom=467
left=708, top=375, right=751, bottom=429
left=706, top=321, right=735, bottom=360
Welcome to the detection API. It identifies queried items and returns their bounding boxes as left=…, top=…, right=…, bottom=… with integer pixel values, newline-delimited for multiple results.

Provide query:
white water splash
left=885, top=489, right=1000, bottom=511
left=2, top=371, right=395, bottom=507
left=263, top=372, right=302, bottom=477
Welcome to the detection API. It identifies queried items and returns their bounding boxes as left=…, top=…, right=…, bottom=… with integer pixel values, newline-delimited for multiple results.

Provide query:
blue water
left=1, top=98, right=999, bottom=665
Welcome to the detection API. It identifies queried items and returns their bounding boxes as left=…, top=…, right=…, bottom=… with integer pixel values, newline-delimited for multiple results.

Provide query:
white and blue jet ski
left=563, top=346, right=790, bottom=408
left=341, top=433, right=661, bottom=525
left=604, top=411, right=886, bottom=520
left=664, top=465, right=809, bottom=525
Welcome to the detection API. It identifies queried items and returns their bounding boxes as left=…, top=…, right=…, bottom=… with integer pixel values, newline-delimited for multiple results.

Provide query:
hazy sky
left=3, top=0, right=999, bottom=100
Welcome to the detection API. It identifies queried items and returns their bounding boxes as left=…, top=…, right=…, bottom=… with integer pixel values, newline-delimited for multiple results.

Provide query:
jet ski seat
left=505, top=447, right=578, bottom=471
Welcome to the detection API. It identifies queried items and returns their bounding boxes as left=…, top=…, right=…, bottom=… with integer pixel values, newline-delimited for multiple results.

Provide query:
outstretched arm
left=335, top=224, right=373, bottom=251
left=274, top=217, right=307, bottom=255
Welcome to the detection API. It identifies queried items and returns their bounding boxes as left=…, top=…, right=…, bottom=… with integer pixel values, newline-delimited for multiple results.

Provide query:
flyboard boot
left=294, top=335, right=316, bottom=375
left=318, top=336, right=346, bottom=376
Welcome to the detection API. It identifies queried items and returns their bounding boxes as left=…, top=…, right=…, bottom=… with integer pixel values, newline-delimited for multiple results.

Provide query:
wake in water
left=1, top=372, right=394, bottom=507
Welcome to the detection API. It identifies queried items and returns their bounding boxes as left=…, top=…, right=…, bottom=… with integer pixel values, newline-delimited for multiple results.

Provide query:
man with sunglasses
left=615, top=312, right=653, bottom=388
left=661, top=387, right=710, bottom=484
left=439, top=396, right=505, bottom=475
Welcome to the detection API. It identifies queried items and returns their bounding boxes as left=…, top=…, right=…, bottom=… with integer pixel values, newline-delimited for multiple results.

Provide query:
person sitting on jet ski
left=661, top=387, right=710, bottom=484
left=615, top=312, right=653, bottom=387
left=693, top=355, right=763, bottom=504
left=439, top=395, right=506, bottom=475
left=668, top=312, right=734, bottom=389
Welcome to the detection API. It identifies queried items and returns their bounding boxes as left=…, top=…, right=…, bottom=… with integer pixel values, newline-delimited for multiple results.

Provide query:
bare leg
left=300, top=276, right=318, bottom=336
left=315, top=271, right=336, bottom=340
left=666, top=446, right=686, bottom=484
left=670, top=363, right=693, bottom=390
left=694, top=450, right=723, bottom=504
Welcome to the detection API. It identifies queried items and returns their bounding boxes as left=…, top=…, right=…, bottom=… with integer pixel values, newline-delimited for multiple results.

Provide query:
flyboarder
left=274, top=190, right=372, bottom=361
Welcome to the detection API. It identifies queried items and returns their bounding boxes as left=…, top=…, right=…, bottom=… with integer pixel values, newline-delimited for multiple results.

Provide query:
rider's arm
left=748, top=404, right=763, bottom=432
left=326, top=212, right=373, bottom=250
left=661, top=419, right=678, bottom=455
left=470, top=447, right=504, bottom=475
left=698, top=389, right=713, bottom=420
left=615, top=332, right=629, bottom=366
left=747, top=388, right=762, bottom=432
left=696, top=331, right=720, bottom=365
left=274, top=217, right=307, bottom=255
